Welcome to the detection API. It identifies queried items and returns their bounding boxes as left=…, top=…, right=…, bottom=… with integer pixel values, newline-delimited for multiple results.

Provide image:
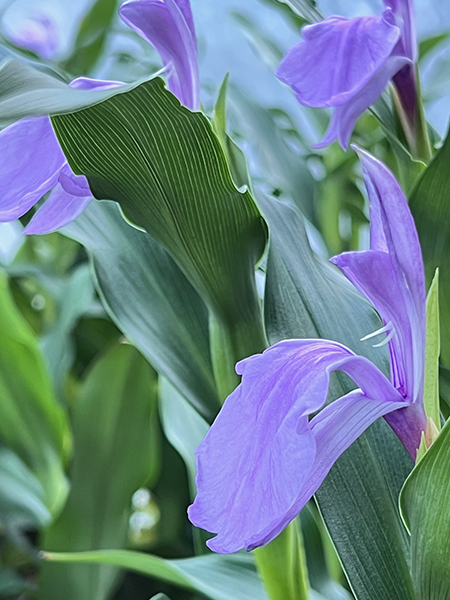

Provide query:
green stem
left=254, top=521, right=310, bottom=600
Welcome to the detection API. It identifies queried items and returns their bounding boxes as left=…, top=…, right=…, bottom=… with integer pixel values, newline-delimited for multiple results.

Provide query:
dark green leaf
left=260, top=194, right=415, bottom=600
left=410, top=126, right=450, bottom=366
left=63, top=201, right=219, bottom=419
left=0, top=270, right=69, bottom=514
left=40, top=343, right=160, bottom=600
left=52, top=78, right=267, bottom=337
left=400, top=417, right=450, bottom=599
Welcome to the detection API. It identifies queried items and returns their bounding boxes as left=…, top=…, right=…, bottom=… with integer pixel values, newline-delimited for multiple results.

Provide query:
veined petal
left=24, top=181, right=92, bottom=235
left=276, top=14, right=400, bottom=108
left=0, top=117, right=65, bottom=221
left=188, top=339, right=403, bottom=553
left=246, top=389, right=406, bottom=550
left=314, top=54, right=410, bottom=149
left=120, top=0, right=199, bottom=109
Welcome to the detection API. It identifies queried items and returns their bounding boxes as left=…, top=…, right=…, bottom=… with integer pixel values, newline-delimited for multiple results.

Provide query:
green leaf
left=40, top=265, right=94, bottom=393
left=0, top=448, right=51, bottom=528
left=400, top=417, right=450, bottom=599
left=40, top=343, right=160, bottom=600
left=229, top=87, right=316, bottom=226
left=64, top=0, right=118, bottom=76
left=52, top=77, right=267, bottom=349
left=410, top=126, right=450, bottom=366
left=63, top=201, right=219, bottom=420
left=260, top=194, right=416, bottom=600
left=0, top=270, right=69, bottom=514
left=272, top=0, right=321, bottom=22
left=424, top=269, right=441, bottom=430
left=42, top=550, right=268, bottom=600
left=0, top=57, right=143, bottom=125
left=419, top=33, right=450, bottom=61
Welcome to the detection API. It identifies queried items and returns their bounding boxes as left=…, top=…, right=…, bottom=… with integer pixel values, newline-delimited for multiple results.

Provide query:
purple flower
left=188, top=148, right=427, bottom=554
left=0, top=78, right=122, bottom=235
left=7, top=13, right=59, bottom=60
left=120, top=0, right=200, bottom=110
left=276, top=1, right=415, bottom=149
left=0, top=0, right=200, bottom=234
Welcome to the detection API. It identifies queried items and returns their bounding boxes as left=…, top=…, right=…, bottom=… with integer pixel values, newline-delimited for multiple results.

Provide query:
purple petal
left=69, top=77, right=124, bottom=91
left=356, top=148, right=425, bottom=336
left=24, top=181, right=92, bottom=235
left=276, top=13, right=400, bottom=109
left=0, top=117, right=65, bottom=221
left=386, top=0, right=416, bottom=61
left=120, top=0, right=199, bottom=109
left=314, top=54, right=410, bottom=149
left=188, top=339, right=403, bottom=553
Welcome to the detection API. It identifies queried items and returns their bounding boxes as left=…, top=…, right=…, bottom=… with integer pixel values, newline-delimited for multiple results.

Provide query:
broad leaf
left=410, top=126, right=450, bottom=366
left=52, top=78, right=267, bottom=347
left=260, top=194, right=415, bottom=600
left=43, top=550, right=268, bottom=600
left=400, top=417, right=450, bottom=600
left=64, top=201, right=219, bottom=419
left=40, top=343, right=160, bottom=600
left=0, top=58, right=141, bottom=125
left=0, top=270, right=69, bottom=513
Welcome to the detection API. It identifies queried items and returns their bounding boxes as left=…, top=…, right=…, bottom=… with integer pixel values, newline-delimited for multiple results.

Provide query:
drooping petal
left=69, top=77, right=125, bottom=91
left=188, top=339, right=403, bottom=553
left=314, top=55, right=410, bottom=149
left=331, top=249, right=416, bottom=400
left=245, top=389, right=407, bottom=550
left=24, top=180, right=92, bottom=235
left=0, top=117, right=65, bottom=221
left=120, top=0, right=199, bottom=109
left=276, top=13, right=400, bottom=109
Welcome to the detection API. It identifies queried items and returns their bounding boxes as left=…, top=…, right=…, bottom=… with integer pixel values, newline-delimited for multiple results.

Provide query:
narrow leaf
left=424, top=269, right=441, bottom=430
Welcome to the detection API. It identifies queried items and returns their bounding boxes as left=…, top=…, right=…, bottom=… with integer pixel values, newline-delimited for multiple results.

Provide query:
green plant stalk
left=254, top=520, right=310, bottom=600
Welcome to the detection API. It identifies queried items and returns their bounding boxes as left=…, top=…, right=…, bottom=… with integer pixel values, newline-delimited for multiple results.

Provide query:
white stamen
left=360, top=321, right=392, bottom=342
left=372, top=327, right=396, bottom=347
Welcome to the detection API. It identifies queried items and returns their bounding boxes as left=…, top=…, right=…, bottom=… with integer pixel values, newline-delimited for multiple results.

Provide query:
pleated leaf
left=52, top=78, right=267, bottom=328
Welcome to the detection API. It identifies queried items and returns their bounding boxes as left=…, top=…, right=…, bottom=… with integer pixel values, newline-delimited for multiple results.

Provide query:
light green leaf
left=63, top=201, right=219, bottom=420
left=400, top=416, right=450, bottom=599
left=274, top=0, right=321, bottom=21
left=42, top=550, right=267, bottom=600
left=52, top=77, right=267, bottom=355
left=0, top=58, right=143, bottom=125
left=0, top=270, right=69, bottom=514
left=0, top=448, right=51, bottom=528
left=424, top=269, right=441, bottom=430
left=158, top=377, right=208, bottom=493
left=40, top=343, right=160, bottom=600
left=410, top=126, right=450, bottom=366
left=260, top=194, right=416, bottom=600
